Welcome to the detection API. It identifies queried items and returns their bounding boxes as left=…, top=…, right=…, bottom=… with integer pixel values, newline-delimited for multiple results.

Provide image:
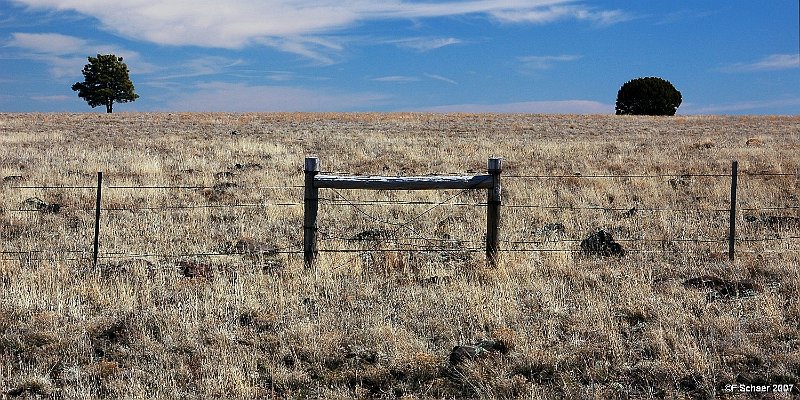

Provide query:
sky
left=0, top=0, right=798, bottom=114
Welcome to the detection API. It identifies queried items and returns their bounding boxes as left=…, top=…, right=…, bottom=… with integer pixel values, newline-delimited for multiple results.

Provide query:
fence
left=303, top=156, right=502, bottom=267
left=1, top=159, right=798, bottom=267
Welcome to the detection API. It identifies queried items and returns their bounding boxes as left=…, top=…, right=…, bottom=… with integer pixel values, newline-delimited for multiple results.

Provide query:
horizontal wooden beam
left=314, top=174, right=494, bottom=190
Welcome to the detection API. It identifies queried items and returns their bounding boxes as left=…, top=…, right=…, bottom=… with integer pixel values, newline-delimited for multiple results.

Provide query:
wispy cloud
left=371, top=76, right=421, bottom=83
left=424, top=73, right=457, bottom=85
left=721, top=54, right=800, bottom=72
left=10, top=1, right=630, bottom=59
left=6, top=32, right=154, bottom=77
left=30, top=94, right=71, bottom=101
left=420, top=100, right=614, bottom=114
left=491, top=5, right=632, bottom=26
left=656, top=9, right=717, bottom=25
left=681, top=97, right=800, bottom=114
left=7, top=32, right=87, bottom=55
left=519, top=54, right=581, bottom=71
left=167, top=82, right=387, bottom=112
left=155, top=56, right=245, bottom=80
left=255, top=36, right=345, bottom=66
left=389, top=37, right=462, bottom=52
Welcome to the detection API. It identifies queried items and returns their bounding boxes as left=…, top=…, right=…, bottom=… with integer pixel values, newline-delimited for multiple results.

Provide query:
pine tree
left=72, top=54, right=139, bottom=113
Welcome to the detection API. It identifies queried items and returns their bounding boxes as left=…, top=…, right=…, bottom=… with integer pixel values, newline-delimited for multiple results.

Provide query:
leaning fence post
left=486, top=157, right=502, bottom=267
left=93, top=171, right=103, bottom=267
left=728, top=160, right=738, bottom=262
left=304, top=157, right=320, bottom=267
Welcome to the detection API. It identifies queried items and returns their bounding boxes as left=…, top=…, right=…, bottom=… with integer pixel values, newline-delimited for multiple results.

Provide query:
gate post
left=304, top=157, right=319, bottom=267
left=486, top=157, right=502, bottom=267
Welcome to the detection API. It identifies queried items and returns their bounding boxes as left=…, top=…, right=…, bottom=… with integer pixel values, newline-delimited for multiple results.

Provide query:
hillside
left=0, top=113, right=798, bottom=398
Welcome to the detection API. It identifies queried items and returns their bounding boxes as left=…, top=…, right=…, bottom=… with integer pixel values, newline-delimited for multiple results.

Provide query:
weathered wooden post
left=93, top=171, right=102, bottom=267
left=304, top=156, right=501, bottom=268
left=728, top=160, right=738, bottom=262
left=486, top=157, right=502, bottom=267
left=304, top=157, right=320, bottom=267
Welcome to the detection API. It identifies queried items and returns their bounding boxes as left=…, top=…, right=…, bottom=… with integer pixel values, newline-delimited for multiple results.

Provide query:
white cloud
left=722, top=54, right=800, bottom=72
left=420, top=100, right=613, bottom=114
left=255, top=36, right=345, bottom=66
left=390, top=37, right=462, bottom=52
left=167, top=82, right=387, bottom=111
left=519, top=54, right=581, bottom=70
left=154, top=56, right=245, bottom=80
left=491, top=5, right=631, bottom=25
left=7, top=32, right=88, bottom=55
left=681, top=98, right=800, bottom=114
left=371, top=76, right=421, bottom=82
left=30, top=94, right=71, bottom=101
left=6, top=32, right=154, bottom=77
left=11, top=1, right=630, bottom=51
left=424, top=73, right=458, bottom=85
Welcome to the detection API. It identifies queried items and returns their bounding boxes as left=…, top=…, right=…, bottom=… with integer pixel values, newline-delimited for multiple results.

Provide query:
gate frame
left=303, top=156, right=502, bottom=267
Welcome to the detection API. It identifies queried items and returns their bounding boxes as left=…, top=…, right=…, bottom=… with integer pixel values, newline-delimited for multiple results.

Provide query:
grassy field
left=0, top=113, right=798, bottom=399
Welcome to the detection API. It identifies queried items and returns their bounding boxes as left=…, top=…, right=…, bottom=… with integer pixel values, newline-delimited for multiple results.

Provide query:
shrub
left=615, top=77, right=682, bottom=116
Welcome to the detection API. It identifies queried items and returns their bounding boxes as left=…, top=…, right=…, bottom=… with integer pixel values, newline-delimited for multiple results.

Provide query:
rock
left=213, top=171, right=236, bottom=180
left=232, top=162, right=263, bottom=171
left=351, top=229, right=393, bottom=241
left=2, top=175, right=23, bottom=184
left=668, top=175, right=691, bottom=189
left=744, top=214, right=800, bottom=230
left=449, top=339, right=510, bottom=365
left=580, top=229, right=625, bottom=257
left=535, top=222, right=565, bottom=236
left=223, top=238, right=277, bottom=257
left=683, top=275, right=761, bottom=299
left=745, top=137, right=764, bottom=147
left=21, top=197, right=60, bottom=214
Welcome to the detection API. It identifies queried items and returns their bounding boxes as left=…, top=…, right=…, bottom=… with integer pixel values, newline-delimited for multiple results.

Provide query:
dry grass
left=0, top=112, right=799, bottom=399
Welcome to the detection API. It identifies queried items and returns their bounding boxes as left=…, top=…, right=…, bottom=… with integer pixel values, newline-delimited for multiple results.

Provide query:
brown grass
left=0, top=112, right=798, bottom=399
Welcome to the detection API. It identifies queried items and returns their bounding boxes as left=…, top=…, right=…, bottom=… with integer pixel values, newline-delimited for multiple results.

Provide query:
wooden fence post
left=93, top=171, right=102, bottom=267
left=304, top=157, right=320, bottom=267
left=486, top=157, right=502, bottom=267
left=728, top=160, right=738, bottom=262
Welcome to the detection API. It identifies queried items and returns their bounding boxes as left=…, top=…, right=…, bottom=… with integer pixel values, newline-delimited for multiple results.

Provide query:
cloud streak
left=371, top=76, right=421, bottom=82
left=389, top=37, right=462, bottom=52
left=420, top=100, right=613, bottom=114
left=682, top=98, right=800, bottom=114
left=722, top=54, right=800, bottom=72
left=6, top=32, right=153, bottom=77
left=491, top=4, right=631, bottom=25
left=519, top=54, right=581, bottom=70
left=424, top=73, right=458, bottom=85
left=10, top=1, right=630, bottom=51
left=167, top=82, right=387, bottom=112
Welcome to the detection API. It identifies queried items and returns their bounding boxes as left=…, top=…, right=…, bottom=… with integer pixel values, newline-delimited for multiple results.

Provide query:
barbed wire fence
left=1, top=164, right=798, bottom=265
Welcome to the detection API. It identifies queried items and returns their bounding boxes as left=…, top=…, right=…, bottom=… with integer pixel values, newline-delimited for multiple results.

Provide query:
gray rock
left=21, top=197, right=60, bottom=214
left=580, top=229, right=625, bottom=257
left=449, top=339, right=510, bottom=365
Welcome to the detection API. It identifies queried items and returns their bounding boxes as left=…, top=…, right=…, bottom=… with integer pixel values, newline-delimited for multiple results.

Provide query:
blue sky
left=1, top=0, right=798, bottom=114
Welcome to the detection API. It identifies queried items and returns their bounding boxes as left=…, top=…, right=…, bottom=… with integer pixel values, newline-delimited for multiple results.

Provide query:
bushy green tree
left=615, top=77, right=681, bottom=116
left=72, top=54, right=138, bottom=113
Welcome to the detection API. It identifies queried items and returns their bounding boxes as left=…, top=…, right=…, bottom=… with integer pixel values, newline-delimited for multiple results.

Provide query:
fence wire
left=1, top=169, right=798, bottom=263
